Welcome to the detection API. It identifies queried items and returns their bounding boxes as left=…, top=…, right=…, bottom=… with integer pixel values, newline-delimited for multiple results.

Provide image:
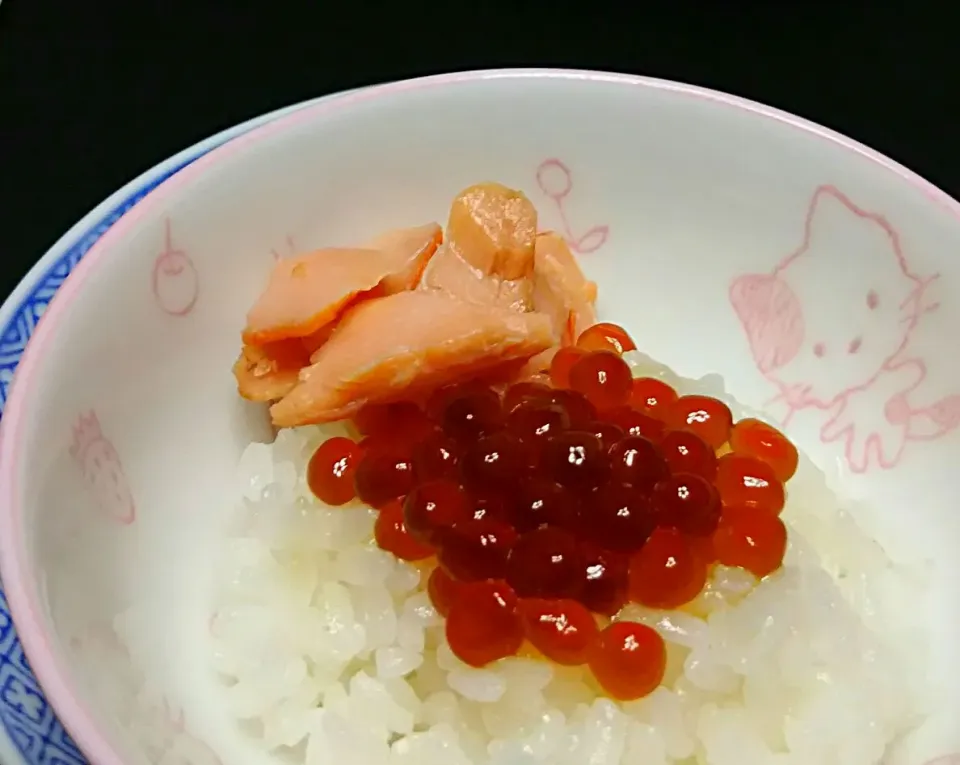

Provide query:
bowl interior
left=4, top=71, right=960, bottom=765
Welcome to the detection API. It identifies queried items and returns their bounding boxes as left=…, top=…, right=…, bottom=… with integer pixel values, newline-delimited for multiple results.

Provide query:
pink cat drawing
left=730, top=184, right=960, bottom=473
left=69, top=410, right=136, bottom=524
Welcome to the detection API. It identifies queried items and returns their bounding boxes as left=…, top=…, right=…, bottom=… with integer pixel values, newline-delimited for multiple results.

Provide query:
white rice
left=209, top=351, right=931, bottom=765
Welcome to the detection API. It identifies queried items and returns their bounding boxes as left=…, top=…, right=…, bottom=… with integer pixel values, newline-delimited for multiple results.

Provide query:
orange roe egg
left=402, top=479, right=471, bottom=544
left=374, top=499, right=434, bottom=561
left=550, top=347, right=588, bottom=388
left=445, top=580, right=523, bottom=668
left=306, top=437, right=362, bottom=506
left=630, top=377, right=678, bottom=420
left=652, top=472, right=722, bottom=536
left=585, top=420, right=624, bottom=451
left=437, top=518, right=518, bottom=582
left=353, top=444, right=415, bottom=509
left=440, top=388, right=503, bottom=441
left=505, top=400, right=570, bottom=451
left=715, top=454, right=785, bottom=515
left=628, top=527, right=707, bottom=609
left=588, top=484, right=657, bottom=553
left=470, top=492, right=510, bottom=522
left=505, top=526, right=583, bottom=599
left=548, top=389, right=597, bottom=429
left=427, top=565, right=462, bottom=617
left=667, top=395, right=733, bottom=449
left=353, top=400, right=431, bottom=443
left=690, top=533, right=717, bottom=565
left=509, top=478, right=581, bottom=532
left=588, top=621, right=666, bottom=701
left=576, top=322, right=637, bottom=355
left=519, top=598, right=599, bottom=665
left=412, top=430, right=461, bottom=482
left=568, top=351, right=633, bottom=411
left=460, top=431, right=529, bottom=493
left=605, top=406, right=666, bottom=442
left=579, top=545, right=629, bottom=616
left=713, top=505, right=787, bottom=577
left=730, top=417, right=799, bottom=482
left=541, top=430, right=611, bottom=493
left=503, top=381, right=554, bottom=415
left=659, top=429, right=717, bottom=481
left=608, top=436, right=669, bottom=492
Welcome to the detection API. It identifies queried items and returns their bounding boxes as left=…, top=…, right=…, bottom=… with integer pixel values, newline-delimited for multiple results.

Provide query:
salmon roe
left=713, top=505, right=787, bottom=577
left=668, top=394, right=733, bottom=449
left=374, top=499, right=434, bottom=561
left=549, top=347, right=588, bottom=388
left=730, top=417, right=799, bottom=481
left=303, top=320, right=804, bottom=701
left=630, top=377, right=678, bottom=420
left=306, top=436, right=362, bottom=506
left=588, top=621, right=666, bottom=701
left=519, top=598, right=599, bottom=665
left=427, top=565, right=462, bottom=617
left=628, top=527, right=708, bottom=609
left=403, top=479, right=472, bottom=544
left=579, top=545, right=629, bottom=616
left=506, top=526, right=583, bottom=599
left=715, top=454, right=785, bottom=515
left=576, top=322, right=637, bottom=355
left=438, top=518, right=518, bottom=581
left=568, top=351, right=633, bottom=411
left=353, top=400, right=432, bottom=442
left=606, top=406, right=665, bottom=442
left=659, top=429, right=717, bottom=481
left=502, top=381, right=554, bottom=414
left=412, top=430, right=461, bottom=482
left=445, top=580, right=523, bottom=668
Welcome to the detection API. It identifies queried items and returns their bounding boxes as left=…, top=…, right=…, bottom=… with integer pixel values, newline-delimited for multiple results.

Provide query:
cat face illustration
left=731, top=186, right=933, bottom=406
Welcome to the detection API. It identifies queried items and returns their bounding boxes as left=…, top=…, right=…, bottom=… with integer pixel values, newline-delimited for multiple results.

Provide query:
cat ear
left=804, top=186, right=899, bottom=271
left=805, top=187, right=858, bottom=253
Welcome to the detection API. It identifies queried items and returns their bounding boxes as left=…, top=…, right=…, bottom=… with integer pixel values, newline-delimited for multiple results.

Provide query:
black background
left=1, top=3, right=956, bottom=301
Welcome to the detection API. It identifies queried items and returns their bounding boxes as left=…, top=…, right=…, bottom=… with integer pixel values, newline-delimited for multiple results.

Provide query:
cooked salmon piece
left=269, top=290, right=554, bottom=427
left=419, top=183, right=537, bottom=311
left=242, top=223, right=441, bottom=346
left=531, top=231, right=598, bottom=344
left=446, top=182, right=538, bottom=280
left=509, top=232, right=599, bottom=378
left=363, top=223, right=442, bottom=293
left=419, top=246, right=533, bottom=312
left=233, top=339, right=311, bottom=402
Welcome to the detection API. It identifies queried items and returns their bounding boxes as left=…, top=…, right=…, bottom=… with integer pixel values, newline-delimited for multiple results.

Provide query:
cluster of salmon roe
left=305, top=321, right=799, bottom=701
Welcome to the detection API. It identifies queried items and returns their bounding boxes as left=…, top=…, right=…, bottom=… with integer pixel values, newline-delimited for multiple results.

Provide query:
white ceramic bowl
left=1, top=69, right=959, bottom=765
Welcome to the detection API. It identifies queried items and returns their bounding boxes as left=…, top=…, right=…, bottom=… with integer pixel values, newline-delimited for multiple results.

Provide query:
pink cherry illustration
left=153, top=219, right=199, bottom=317
left=573, top=225, right=610, bottom=254
left=536, top=158, right=573, bottom=200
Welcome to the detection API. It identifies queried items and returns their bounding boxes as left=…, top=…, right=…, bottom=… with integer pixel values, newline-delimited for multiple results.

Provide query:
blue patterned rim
left=0, top=98, right=297, bottom=762
left=0, top=150, right=213, bottom=764
left=0, top=84, right=373, bottom=765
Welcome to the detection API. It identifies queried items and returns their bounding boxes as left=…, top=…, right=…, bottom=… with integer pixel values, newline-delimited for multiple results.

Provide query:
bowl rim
left=3, top=67, right=960, bottom=765
left=0, top=87, right=364, bottom=765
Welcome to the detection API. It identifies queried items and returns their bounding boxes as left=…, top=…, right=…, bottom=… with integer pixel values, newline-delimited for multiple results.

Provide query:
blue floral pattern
left=0, top=147, right=220, bottom=765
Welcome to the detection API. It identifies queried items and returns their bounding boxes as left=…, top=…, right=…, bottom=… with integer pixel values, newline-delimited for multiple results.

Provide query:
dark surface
left=1, top=3, right=955, bottom=300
